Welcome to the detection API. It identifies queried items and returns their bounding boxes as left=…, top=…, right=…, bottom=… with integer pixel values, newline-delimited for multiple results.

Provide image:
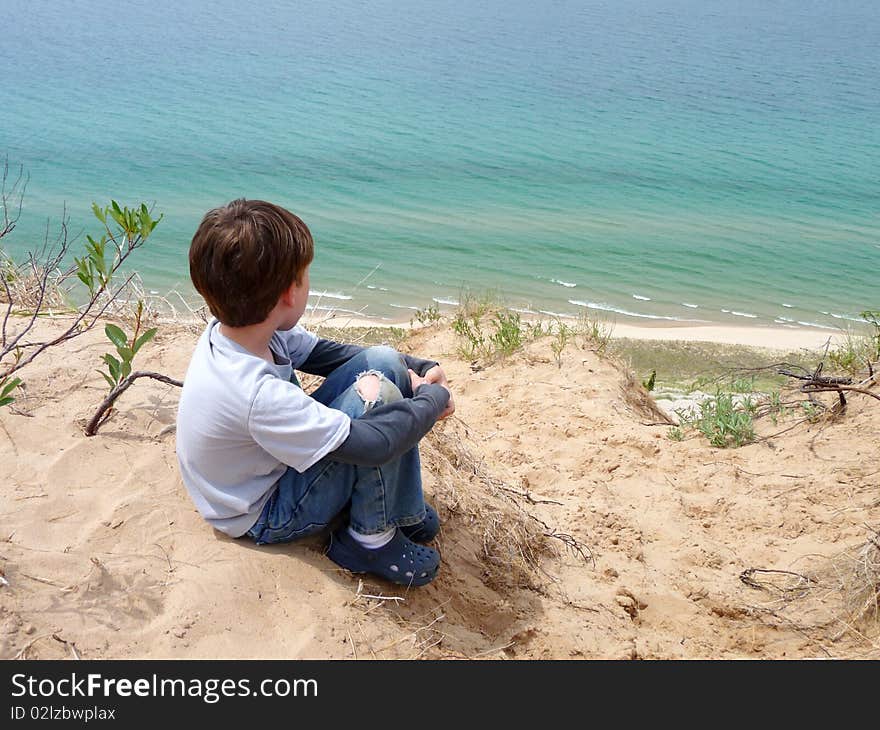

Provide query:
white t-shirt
left=175, top=319, right=351, bottom=537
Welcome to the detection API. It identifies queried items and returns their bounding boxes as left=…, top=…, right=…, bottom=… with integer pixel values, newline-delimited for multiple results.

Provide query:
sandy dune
left=1, top=315, right=877, bottom=659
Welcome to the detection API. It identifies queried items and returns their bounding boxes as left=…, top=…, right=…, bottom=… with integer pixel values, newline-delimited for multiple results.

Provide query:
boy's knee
left=355, top=371, right=402, bottom=409
left=363, top=345, right=407, bottom=384
left=355, top=373, right=382, bottom=402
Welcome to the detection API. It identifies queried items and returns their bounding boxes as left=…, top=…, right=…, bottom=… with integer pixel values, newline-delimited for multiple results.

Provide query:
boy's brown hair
left=189, top=199, right=314, bottom=327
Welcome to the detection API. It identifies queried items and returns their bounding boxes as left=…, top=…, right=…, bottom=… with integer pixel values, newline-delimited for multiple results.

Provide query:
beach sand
left=1, top=313, right=877, bottom=659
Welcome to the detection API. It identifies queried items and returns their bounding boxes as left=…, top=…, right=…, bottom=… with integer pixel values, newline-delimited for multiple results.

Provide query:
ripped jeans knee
left=354, top=369, right=403, bottom=413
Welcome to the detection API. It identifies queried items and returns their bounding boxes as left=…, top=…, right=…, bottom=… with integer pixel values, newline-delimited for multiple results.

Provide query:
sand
left=1, top=313, right=878, bottom=659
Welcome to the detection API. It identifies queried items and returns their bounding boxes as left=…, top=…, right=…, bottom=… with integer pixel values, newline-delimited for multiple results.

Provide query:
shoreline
left=302, top=310, right=846, bottom=351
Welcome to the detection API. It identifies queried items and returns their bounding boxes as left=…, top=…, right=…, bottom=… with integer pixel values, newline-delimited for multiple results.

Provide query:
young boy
left=176, top=199, right=453, bottom=587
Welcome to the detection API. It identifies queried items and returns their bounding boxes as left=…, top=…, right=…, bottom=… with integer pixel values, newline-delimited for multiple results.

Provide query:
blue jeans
left=245, top=346, right=427, bottom=545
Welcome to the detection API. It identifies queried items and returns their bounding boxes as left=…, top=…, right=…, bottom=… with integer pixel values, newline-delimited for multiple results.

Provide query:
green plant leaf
left=116, top=345, right=134, bottom=362
left=132, top=327, right=157, bottom=354
left=102, top=353, right=121, bottom=374
left=105, top=324, right=128, bottom=350
left=109, top=201, right=126, bottom=228
left=97, top=369, right=117, bottom=389
left=0, top=396, right=14, bottom=407
left=92, top=202, right=107, bottom=224
left=121, top=360, right=131, bottom=380
left=1, top=377, right=22, bottom=398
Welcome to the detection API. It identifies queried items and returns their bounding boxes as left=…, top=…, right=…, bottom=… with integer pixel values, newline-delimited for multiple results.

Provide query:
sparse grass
left=731, top=376, right=756, bottom=393
left=828, top=326, right=877, bottom=378
left=449, top=290, right=525, bottom=361
left=410, top=302, right=441, bottom=327
left=801, top=401, right=823, bottom=423
left=577, top=311, right=613, bottom=353
left=488, top=310, right=523, bottom=356
left=549, top=320, right=573, bottom=367
left=609, top=338, right=818, bottom=393
left=449, top=290, right=613, bottom=366
left=307, top=323, right=408, bottom=349
left=684, top=390, right=756, bottom=448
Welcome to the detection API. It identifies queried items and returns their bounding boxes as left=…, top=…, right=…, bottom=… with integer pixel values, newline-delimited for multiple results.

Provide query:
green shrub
left=410, top=303, right=441, bottom=327
left=695, top=391, right=756, bottom=448
left=489, top=310, right=523, bottom=355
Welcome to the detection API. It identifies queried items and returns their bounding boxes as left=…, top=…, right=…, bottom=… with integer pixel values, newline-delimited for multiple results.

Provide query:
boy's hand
left=422, top=365, right=455, bottom=420
left=409, top=368, right=429, bottom=392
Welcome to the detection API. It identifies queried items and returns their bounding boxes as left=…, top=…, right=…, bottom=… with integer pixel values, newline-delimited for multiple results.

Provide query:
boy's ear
left=279, top=279, right=298, bottom=306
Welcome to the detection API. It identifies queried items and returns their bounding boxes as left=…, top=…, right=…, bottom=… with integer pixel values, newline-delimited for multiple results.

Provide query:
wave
left=729, top=311, right=758, bottom=319
left=550, top=278, right=577, bottom=288
left=568, top=300, right=701, bottom=322
left=829, top=312, right=863, bottom=322
left=432, top=297, right=459, bottom=306
left=388, top=303, right=419, bottom=311
left=307, top=304, right=374, bottom=317
left=309, top=290, right=353, bottom=301
left=632, top=294, right=651, bottom=301
left=797, top=320, right=837, bottom=330
left=538, top=309, right=576, bottom=319
left=782, top=303, right=794, bottom=308
left=681, top=302, right=699, bottom=308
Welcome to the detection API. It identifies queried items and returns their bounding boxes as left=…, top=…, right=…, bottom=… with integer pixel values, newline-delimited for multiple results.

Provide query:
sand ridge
left=1, top=315, right=877, bottom=659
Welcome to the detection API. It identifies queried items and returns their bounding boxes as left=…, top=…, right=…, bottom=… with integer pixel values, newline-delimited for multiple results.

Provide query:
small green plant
left=452, top=309, right=487, bottom=360
left=489, top=310, right=523, bottom=355
left=526, top=319, right=550, bottom=340
left=410, top=303, right=441, bottom=327
left=764, top=390, right=786, bottom=425
left=97, top=301, right=157, bottom=391
left=696, top=391, right=756, bottom=448
left=731, top=377, right=755, bottom=393
left=801, top=401, right=823, bottom=423
left=75, top=202, right=162, bottom=297
left=861, top=310, right=880, bottom=360
left=575, top=311, right=612, bottom=353
left=0, top=375, right=22, bottom=407
left=667, top=426, right=684, bottom=441
left=828, top=328, right=870, bottom=377
left=457, top=289, right=498, bottom=320
left=549, top=320, right=573, bottom=367
left=642, top=369, right=656, bottom=392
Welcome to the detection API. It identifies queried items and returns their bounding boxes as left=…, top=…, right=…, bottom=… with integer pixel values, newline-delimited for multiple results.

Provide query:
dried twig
left=85, top=371, right=183, bottom=436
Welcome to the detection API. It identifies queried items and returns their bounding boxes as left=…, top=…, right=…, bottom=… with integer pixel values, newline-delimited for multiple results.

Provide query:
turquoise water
left=2, top=0, right=878, bottom=328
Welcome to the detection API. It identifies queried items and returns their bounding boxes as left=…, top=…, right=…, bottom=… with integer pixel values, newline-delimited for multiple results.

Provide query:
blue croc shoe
left=326, top=527, right=440, bottom=587
left=400, top=503, right=440, bottom=543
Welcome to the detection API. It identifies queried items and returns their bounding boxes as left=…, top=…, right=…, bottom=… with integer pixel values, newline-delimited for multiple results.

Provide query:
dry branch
left=85, top=370, right=183, bottom=436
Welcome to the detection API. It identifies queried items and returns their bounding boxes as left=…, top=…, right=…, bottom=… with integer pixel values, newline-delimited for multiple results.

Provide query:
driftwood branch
left=85, top=371, right=183, bottom=436
left=778, top=368, right=852, bottom=386
left=778, top=362, right=879, bottom=410
left=800, top=384, right=880, bottom=403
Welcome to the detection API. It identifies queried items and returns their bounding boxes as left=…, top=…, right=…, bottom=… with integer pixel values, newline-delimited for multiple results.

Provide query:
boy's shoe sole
left=326, top=527, right=440, bottom=587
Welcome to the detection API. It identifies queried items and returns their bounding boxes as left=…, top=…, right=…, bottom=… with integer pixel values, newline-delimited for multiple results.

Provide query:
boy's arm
left=298, top=339, right=440, bottom=378
left=327, top=383, right=450, bottom=467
